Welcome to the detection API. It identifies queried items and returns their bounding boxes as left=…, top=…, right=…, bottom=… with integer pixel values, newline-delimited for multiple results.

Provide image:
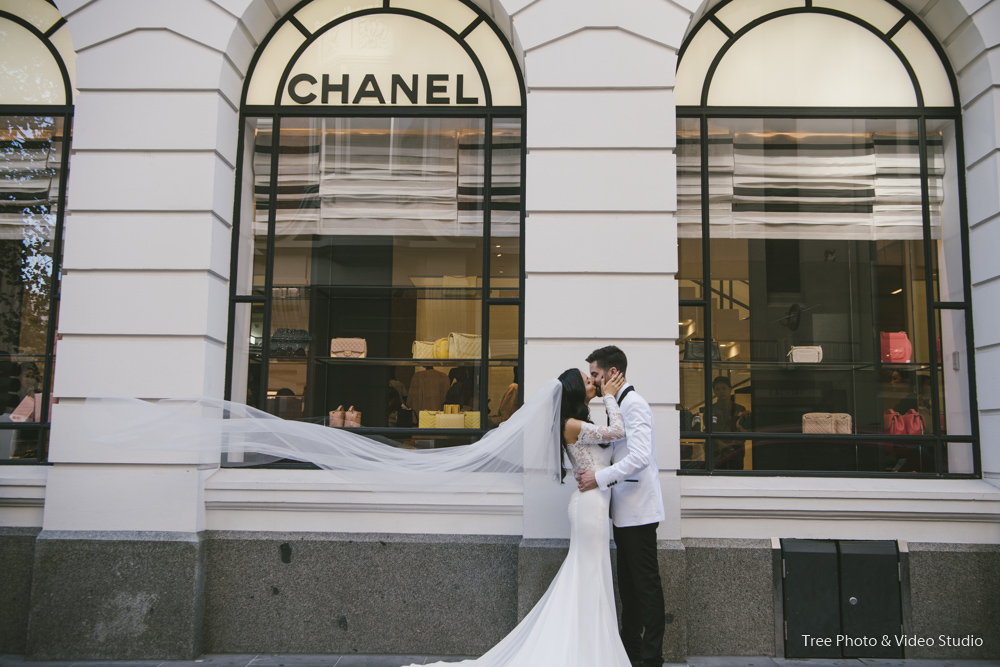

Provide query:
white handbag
left=787, top=345, right=823, bottom=363
left=411, top=340, right=435, bottom=359
left=448, top=332, right=482, bottom=359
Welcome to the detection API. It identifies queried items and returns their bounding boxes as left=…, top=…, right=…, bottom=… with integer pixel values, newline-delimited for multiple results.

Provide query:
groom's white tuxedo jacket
left=594, top=383, right=666, bottom=527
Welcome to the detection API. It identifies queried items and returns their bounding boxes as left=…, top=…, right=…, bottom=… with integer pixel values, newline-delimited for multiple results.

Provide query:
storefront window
left=675, top=0, right=977, bottom=475
left=0, top=2, right=74, bottom=463
left=227, top=1, right=525, bottom=451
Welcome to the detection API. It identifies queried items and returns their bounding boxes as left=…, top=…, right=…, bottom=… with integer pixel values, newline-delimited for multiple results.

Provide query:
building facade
left=0, top=0, right=998, bottom=661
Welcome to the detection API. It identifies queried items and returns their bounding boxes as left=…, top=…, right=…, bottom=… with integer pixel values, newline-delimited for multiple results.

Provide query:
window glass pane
left=707, top=117, right=926, bottom=240
left=678, top=305, right=706, bottom=467
left=814, top=0, right=902, bottom=33
left=0, top=115, right=61, bottom=446
left=707, top=14, right=917, bottom=107
left=237, top=114, right=523, bottom=445
left=931, top=119, right=964, bottom=302
left=944, top=442, right=974, bottom=474
left=892, top=22, right=954, bottom=107
left=676, top=117, right=705, bottom=247
left=0, top=18, right=66, bottom=105
left=674, top=21, right=728, bottom=106
left=490, top=118, right=521, bottom=297
left=714, top=0, right=803, bottom=33
left=937, top=309, right=972, bottom=437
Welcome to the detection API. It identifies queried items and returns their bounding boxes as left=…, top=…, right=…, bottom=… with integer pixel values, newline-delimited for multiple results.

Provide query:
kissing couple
left=411, top=345, right=666, bottom=667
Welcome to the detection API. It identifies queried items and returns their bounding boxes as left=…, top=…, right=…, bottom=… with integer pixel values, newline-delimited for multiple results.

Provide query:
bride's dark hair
left=557, top=368, right=592, bottom=482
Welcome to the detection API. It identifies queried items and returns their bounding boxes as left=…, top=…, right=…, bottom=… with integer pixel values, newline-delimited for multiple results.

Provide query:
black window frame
left=224, top=1, right=527, bottom=459
left=0, top=7, right=74, bottom=465
left=676, top=0, right=981, bottom=478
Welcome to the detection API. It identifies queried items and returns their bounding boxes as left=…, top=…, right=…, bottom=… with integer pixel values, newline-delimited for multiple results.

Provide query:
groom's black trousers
left=613, top=522, right=664, bottom=665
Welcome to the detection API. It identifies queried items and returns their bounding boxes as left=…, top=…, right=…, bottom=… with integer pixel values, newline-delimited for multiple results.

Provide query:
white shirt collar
left=615, top=382, right=633, bottom=402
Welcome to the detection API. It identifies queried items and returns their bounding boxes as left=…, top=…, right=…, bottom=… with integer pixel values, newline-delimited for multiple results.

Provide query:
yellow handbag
left=443, top=404, right=460, bottom=414
left=433, top=337, right=450, bottom=359
left=463, top=411, right=480, bottom=429
left=418, top=410, right=439, bottom=428
left=435, top=413, right=465, bottom=428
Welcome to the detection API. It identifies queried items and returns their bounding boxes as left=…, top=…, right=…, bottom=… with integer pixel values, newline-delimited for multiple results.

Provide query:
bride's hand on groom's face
left=601, top=370, right=625, bottom=397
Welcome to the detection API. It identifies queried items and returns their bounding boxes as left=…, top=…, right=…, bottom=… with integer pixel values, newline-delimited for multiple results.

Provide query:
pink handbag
left=880, top=332, right=912, bottom=364
left=884, top=409, right=925, bottom=435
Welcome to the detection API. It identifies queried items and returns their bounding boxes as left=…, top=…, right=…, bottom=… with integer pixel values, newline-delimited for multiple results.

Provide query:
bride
left=411, top=367, right=633, bottom=667
left=85, top=367, right=636, bottom=666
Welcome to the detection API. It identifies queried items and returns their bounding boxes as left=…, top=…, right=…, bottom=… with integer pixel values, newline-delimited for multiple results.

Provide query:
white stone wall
left=3, top=0, right=996, bottom=541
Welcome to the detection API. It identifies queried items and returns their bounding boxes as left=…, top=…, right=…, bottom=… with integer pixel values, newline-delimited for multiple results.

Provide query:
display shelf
left=264, top=356, right=517, bottom=366
left=679, top=360, right=937, bottom=372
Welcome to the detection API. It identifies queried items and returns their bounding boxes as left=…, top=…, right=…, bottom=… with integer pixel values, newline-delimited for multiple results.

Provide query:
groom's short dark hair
left=586, top=345, right=627, bottom=375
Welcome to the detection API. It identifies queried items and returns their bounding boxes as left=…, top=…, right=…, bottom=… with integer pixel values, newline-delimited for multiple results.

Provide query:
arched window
left=0, top=0, right=75, bottom=462
left=226, top=0, right=526, bottom=452
left=675, top=0, right=977, bottom=476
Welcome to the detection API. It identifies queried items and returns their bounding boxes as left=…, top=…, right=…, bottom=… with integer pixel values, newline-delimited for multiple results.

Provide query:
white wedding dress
left=414, top=394, right=633, bottom=667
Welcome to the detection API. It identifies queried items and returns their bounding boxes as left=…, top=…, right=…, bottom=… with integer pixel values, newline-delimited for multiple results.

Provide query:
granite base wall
left=905, top=542, right=1000, bottom=659
left=202, top=532, right=520, bottom=656
left=25, top=531, right=206, bottom=661
left=683, top=538, right=775, bottom=656
left=0, top=527, right=39, bottom=654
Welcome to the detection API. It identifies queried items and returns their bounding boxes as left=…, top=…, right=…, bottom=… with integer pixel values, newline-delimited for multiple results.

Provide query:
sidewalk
left=2, top=655, right=999, bottom=667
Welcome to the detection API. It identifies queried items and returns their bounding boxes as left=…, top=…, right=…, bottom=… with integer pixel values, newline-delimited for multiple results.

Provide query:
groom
left=578, top=345, right=666, bottom=667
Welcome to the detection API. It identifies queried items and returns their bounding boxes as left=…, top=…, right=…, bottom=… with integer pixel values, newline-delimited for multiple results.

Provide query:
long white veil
left=83, top=379, right=564, bottom=486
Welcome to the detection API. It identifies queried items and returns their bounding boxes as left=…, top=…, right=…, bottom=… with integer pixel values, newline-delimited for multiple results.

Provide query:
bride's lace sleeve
left=576, top=395, right=625, bottom=445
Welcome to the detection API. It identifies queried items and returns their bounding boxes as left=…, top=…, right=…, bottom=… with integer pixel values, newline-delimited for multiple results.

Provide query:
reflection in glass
left=0, top=116, right=62, bottom=458
left=239, top=115, right=521, bottom=444
left=678, top=114, right=973, bottom=474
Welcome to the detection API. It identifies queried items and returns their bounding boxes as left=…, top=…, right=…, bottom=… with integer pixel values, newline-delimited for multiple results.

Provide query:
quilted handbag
left=433, top=337, right=450, bottom=359
left=412, top=340, right=435, bottom=359
left=435, top=413, right=465, bottom=428
left=463, top=411, right=481, bottom=429
left=329, top=405, right=345, bottom=428
left=787, top=345, right=823, bottom=363
left=880, top=331, right=912, bottom=364
left=271, top=328, right=311, bottom=356
left=344, top=406, right=362, bottom=428
left=802, top=412, right=852, bottom=434
left=418, top=410, right=439, bottom=428
left=330, top=338, right=367, bottom=358
left=448, top=332, right=482, bottom=359
left=684, top=339, right=721, bottom=361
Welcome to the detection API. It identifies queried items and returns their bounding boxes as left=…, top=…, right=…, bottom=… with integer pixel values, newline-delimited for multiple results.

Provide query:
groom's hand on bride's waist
left=577, top=470, right=598, bottom=492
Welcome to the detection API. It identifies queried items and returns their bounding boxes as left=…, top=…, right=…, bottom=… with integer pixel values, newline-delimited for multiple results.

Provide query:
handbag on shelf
left=436, top=413, right=465, bottom=428
left=412, top=340, right=435, bottom=359
left=463, top=411, right=480, bottom=429
left=885, top=408, right=924, bottom=435
left=271, top=328, right=311, bottom=357
left=683, top=339, right=721, bottom=361
left=448, top=332, right=482, bottom=359
left=881, top=331, right=912, bottom=364
left=433, top=337, right=450, bottom=359
left=344, top=406, right=362, bottom=428
left=10, top=394, right=34, bottom=423
left=787, top=345, right=823, bottom=363
left=329, top=405, right=345, bottom=428
left=802, top=412, right=852, bottom=434
left=443, top=404, right=461, bottom=414
left=418, top=410, right=439, bottom=429
left=330, top=338, right=367, bottom=358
